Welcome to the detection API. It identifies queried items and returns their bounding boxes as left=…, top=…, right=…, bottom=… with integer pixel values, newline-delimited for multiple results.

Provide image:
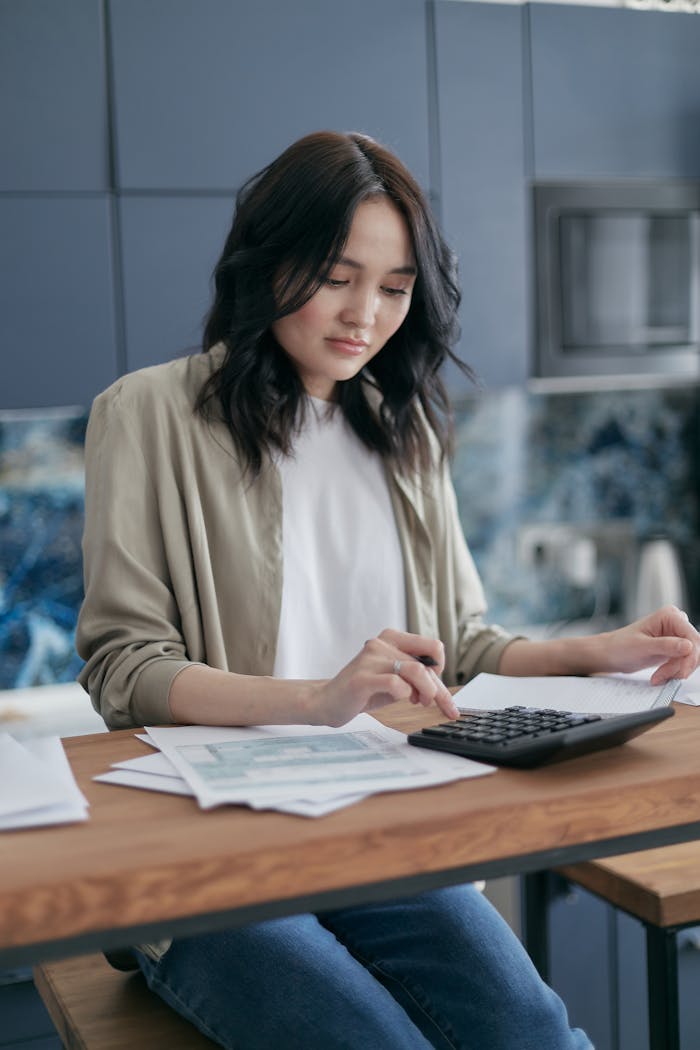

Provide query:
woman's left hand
left=596, top=605, right=700, bottom=685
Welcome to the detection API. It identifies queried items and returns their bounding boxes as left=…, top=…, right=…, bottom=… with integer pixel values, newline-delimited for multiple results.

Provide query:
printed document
left=456, top=673, right=681, bottom=716
left=98, top=714, right=496, bottom=814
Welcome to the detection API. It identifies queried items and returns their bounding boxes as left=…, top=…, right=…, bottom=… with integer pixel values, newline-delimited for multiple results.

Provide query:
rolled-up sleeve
left=76, top=386, right=191, bottom=728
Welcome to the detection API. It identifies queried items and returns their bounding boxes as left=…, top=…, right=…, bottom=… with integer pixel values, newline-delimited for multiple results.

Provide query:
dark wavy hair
left=197, top=130, right=471, bottom=476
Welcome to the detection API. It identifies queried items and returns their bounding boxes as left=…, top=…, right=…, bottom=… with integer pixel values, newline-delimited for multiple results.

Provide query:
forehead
left=341, top=197, right=414, bottom=267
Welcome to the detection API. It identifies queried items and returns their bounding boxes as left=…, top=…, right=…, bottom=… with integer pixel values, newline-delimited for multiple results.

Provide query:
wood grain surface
left=3, top=701, right=700, bottom=960
left=34, top=953, right=216, bottom=1049
left=558, top=839, right=700, bottom=928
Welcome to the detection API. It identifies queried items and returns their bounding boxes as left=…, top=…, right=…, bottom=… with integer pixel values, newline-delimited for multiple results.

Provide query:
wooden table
left=3, top=701, right=700, bottom=969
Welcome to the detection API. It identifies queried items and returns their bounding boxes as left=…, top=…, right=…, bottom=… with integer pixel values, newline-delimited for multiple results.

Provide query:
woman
left=77, top=131, right=699, bottom=1049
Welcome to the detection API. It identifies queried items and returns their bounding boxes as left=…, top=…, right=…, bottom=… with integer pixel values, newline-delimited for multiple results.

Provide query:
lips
left=325, top=337, right=368, bottom=355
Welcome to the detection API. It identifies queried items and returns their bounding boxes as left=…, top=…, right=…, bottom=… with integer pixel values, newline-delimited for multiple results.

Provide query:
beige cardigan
left=77, top=346, right=514, bottom=729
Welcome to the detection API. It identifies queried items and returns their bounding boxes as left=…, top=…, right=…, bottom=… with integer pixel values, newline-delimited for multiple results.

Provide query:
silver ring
left=392, top=659, right=402, bottom=675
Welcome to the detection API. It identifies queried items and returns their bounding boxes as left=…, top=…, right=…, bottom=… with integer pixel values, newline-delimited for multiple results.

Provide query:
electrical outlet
left=517, top=524, right=578, bottom=569
left=517, top=522, right=636, bottom=588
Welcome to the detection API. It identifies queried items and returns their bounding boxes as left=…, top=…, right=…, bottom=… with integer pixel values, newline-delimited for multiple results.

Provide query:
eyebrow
left=335, top=255, right=417, bottom=277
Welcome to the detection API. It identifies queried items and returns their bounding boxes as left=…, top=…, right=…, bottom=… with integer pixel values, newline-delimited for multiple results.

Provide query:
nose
left=339, top=285, right=377, bottom=330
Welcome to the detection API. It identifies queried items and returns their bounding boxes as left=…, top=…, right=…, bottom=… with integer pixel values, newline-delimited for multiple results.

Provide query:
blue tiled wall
left=1, top=386, right=698, bottom=690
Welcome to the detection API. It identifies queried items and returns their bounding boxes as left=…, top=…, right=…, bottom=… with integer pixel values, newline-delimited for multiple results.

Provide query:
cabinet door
left=530, top=5, right=700, bottom=179
left=616, top=911, right=648, bottom=1050
left=108, top=0, right=430, bottom=193
left=0, top=197, right=118, bottom=409
left=616, top=914, right=700, bottom=1050
left=547, top=882, right=616, bottom=1050
left=119, top=196, right=234, bottom=373
left=0, top=0, right=108, bottom=191
left=434, top=2, right=528, bottom=392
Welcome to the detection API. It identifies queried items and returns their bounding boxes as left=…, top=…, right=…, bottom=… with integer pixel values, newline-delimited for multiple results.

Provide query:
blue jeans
left=136, top=884, right=591, bottom=1049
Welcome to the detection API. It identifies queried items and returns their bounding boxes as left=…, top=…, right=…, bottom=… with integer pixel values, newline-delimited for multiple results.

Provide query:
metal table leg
left=521, top=871, right=551, bottom=984
left=646, top=924, right=680, bottom=1050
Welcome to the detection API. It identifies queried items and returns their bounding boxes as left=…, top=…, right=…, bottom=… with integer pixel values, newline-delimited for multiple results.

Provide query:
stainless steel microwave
left=533, top=182, right=700, bottom=380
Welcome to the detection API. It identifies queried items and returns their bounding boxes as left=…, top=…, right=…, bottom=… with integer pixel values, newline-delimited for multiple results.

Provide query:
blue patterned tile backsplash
left=0, top=410, right=88, bottom=690
left=452, top=384, right=700, bottom=629
left=0, top=386, right=698, bottom=690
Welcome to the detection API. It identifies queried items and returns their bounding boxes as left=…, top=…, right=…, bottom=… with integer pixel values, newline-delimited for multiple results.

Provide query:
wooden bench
left=524, top=841, right=700, bottom=1050
left=33, top=953, right=218, bottom=1049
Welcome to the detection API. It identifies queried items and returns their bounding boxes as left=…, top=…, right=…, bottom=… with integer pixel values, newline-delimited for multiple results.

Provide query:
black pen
left=415, top=655, right=438, bottom=667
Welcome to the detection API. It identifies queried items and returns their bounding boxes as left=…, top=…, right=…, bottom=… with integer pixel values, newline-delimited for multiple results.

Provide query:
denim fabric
left=136, top=885, right=591, bottom=1050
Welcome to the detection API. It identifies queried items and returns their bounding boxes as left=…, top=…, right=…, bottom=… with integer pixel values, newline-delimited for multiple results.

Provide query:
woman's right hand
left=311, top=629, right=460, bottom=728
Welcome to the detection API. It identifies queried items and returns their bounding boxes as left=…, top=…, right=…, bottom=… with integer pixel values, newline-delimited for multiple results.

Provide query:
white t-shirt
left=273, top=398, right=407, bottom=680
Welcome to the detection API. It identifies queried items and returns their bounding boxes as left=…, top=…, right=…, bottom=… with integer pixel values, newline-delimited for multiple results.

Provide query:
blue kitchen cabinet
left=0, top=970, right=60, bottom=1049
left=546, top=877, right=616, bottom=1049
left=529, top=5, right=700, bottom=179
left=107, top=0, right=433, bottom=372
left=119, top=195, right=235, bottom=373
left=107, top=0, right=431, bottom=194
left=0, top=0, right=109, bottom=192
left=544, top=875, right=700, bottom=1049
left=434, top=1, right=529, bottom=393
left=0, top=0, right=114, bottom=410
left=616, top=909, right=700, bottom=1050
left=0, top=196, right=119, bottom=410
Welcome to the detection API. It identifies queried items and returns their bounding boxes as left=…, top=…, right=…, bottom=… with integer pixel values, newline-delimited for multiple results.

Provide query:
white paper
left=97, top=765, right=368, bottom=816
left=598, top=668, right=700, bottom=707
left=0, top=733, right=89, bottom=830
left=136, top=732, right=159, bottom=749
left=112, top=752, right=179, bottom=778
left=144, top=714, right=494, bottom=811
left=95, top=769, right=195, bottom=796
left=0, top=734, right=62, bottom=818
left=673, top=666, right=700, bottom=707
left=251, top=793, right=370, bottom=817
left=25, top=736, right=89, bottom=808
left=455, top=673, right=681, bottom=716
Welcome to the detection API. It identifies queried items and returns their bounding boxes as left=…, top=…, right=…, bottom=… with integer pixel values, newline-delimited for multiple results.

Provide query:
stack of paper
left=0, top=733, right=89, bottom=831
left=455, top=673, right=684, bottom=716
left=94, top=713, right=496, bottom=818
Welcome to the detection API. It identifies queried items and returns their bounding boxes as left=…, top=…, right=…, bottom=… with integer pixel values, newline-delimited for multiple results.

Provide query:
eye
left=382, top=285, right=410, bottom=297
left=325, top=278, right=348, bottom=288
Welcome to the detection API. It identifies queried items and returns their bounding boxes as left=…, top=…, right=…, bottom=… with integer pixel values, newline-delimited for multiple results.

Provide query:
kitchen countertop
left=0, top=682, right=107, bottom=740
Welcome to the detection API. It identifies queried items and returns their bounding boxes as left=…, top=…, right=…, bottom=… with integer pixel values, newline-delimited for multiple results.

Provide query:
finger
left=650, top=668, right=678, bottom=686
left=430, top=668, right=460, bottom=717
left=364, top=675, right=413, bottom=710
left=394, top=661, right=459, bottom=718
left=394, top=659, right=438, bottom=702
left=434, top=686, right=460, bottom=720
left=646, top=637, right=693, bottom=662
left=650, top=658, right=685, bottom=685
left=677, top=639, right=700, bottom=677
left=377, top=629, right=446, bottom=673
left=669, top=614, right=700, bottom=647
left=651, top=606, right=700, bottom=644
left=677, top=645, right=700, bottom=679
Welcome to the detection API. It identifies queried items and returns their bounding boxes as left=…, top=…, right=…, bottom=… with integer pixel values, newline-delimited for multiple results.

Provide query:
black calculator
left=407, top=705, right=674, bottom=768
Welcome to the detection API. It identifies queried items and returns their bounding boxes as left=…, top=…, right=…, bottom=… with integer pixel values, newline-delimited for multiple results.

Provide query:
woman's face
left=271, top=197, right=416, bottom=400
